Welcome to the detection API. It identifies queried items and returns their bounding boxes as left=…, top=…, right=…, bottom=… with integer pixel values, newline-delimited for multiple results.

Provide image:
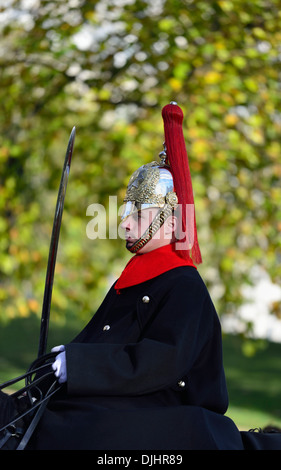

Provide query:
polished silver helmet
left=121, top=146, right=178, bottom=253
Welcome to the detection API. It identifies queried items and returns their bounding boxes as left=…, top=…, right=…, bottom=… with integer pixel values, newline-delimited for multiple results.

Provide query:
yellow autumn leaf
left=244, top=78, right=259, bottom=92
left=187, top=127, right=200, bottom=139
left=191, top=139, right=209, bottom=160
left=224, top=114, right=239, bottom=126
left=168, top=78, right=182, bottom=92
left=218, top=0, right=234, bottom=12
left=248, top=129, right=264, bottom=145
left=28, top=298, right=40, bottom=313
left=127, top=124, right=137, bottom=136
left=270, top=188, right=281, bottom=200
left=252, top=27, right=267, bottom=39
left=19, top=250, right=30, bottom=263
left=273, top=164, right=281, bottom=177
left=18, top=302, right=29, bottom=317
left=204, top=70, right=221, bottom=84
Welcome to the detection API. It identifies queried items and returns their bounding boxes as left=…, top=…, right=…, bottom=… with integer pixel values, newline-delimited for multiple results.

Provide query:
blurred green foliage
left=0, top=0, right=280, bottom=330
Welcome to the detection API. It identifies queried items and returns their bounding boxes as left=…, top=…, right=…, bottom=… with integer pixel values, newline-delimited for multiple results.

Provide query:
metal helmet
left=120, top=147, right=178, bottom=253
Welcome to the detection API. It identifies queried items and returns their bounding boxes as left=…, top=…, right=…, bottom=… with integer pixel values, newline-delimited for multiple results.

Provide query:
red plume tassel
left=162, top=103, right=202, bottom=264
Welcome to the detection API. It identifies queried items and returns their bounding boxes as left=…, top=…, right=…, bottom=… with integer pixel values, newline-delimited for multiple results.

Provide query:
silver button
left=103, top=325, right=110, bottom=331
left=142, top=295, right=150, bottom=303
left=177, top=380, right=186, bottom=388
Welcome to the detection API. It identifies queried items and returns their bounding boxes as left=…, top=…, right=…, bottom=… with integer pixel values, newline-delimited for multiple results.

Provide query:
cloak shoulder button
left=103, top=325, right=110, bottom=331
left=142, top=295, right=150, bottom=303
left=177, top=380, right=186, bottom=388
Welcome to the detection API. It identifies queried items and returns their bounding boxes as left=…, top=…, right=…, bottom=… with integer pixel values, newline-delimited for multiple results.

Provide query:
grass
left=0, top=314, right=80, bottom=387
left=222, top=333, right=281, bottom=430
left=0, top=316, right=281, bottom=431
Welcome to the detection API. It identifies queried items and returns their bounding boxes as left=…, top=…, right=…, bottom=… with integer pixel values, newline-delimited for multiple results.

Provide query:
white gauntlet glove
left=51, top=345, right=67, bottom=384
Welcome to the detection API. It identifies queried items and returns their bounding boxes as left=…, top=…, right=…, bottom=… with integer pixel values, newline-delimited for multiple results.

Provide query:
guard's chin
left=126, top=240, right=135, bottom=251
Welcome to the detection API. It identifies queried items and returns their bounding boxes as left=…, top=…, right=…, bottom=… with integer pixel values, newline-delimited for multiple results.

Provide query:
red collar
left=114, top=244, right=196, bottom=292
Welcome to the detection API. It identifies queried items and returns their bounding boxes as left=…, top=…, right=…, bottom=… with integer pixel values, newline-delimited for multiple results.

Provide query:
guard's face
left=120, top=207, right=160, bottom=251
left=120, top=207, right=177, bottom=254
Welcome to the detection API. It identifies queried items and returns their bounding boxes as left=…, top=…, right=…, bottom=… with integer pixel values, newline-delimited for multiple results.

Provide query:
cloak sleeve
left=65, top=275, right=225, bottom=406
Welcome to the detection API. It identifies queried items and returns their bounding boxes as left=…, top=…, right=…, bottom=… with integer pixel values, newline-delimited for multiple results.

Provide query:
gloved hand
left=51, top=345, right=67, bottom=384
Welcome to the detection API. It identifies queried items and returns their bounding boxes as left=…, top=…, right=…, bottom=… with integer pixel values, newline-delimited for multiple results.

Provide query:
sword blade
left=37, top=127, right=76, bottom=357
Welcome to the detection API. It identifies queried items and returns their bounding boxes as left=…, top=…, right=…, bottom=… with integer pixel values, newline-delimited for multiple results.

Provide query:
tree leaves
left=0, top=0, right=280, bottom=326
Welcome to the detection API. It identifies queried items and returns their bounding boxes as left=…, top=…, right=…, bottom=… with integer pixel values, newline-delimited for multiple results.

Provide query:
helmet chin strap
left=128, top=205, right=173, bottom=254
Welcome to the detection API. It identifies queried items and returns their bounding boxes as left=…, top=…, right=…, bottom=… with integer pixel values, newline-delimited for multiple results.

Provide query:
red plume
left=162, top=102, right=202, bottom=264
